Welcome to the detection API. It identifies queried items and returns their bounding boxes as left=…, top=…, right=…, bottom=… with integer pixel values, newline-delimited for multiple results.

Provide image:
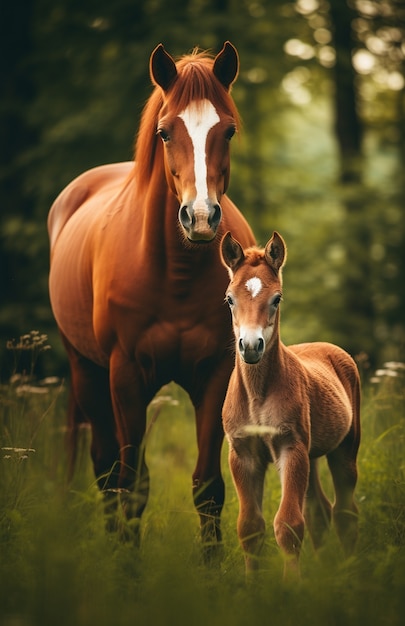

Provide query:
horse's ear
left=150, top=44, right=178, bottom=92
left=213, top=41, right=239, bottom=91
left=264, top=232, right=286, bottom=273
left=220, top=231, right=245, bottom=275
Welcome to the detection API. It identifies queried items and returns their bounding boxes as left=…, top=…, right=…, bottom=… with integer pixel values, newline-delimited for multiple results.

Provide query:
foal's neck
left=237, top=333, right=286, bottom=396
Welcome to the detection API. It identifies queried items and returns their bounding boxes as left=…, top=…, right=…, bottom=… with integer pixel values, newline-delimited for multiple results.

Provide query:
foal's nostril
left=238, top=338, right=244, bottom=353
left=257, top=337, right=264, bottom=353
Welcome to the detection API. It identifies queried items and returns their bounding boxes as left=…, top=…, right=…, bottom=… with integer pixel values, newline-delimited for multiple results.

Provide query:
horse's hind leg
left=304, top=459, right=332, bottom=549
left=61, top=335, right=121, bottom=527
left=190, top=369, right=228, bottom=562
left=192, top=410, right=224, bottom=562
left=327, top=425, right=360, bottom=554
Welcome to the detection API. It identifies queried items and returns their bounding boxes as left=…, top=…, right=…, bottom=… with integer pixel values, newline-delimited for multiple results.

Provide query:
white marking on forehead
left=245, top=277, right=263, bottom=298
left=178, top=100, right=220, bottom=201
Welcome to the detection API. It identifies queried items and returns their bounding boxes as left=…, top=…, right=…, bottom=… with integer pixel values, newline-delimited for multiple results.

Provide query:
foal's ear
left=150, top=44, right=178, bottom=92
left=264, top=231, right=286, bottom=273
left=213, top=42, right=239, bottom=91
left=220, top=231, right=245, bottom=275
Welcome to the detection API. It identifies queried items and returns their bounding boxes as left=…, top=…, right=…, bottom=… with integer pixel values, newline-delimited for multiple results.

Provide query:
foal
left=220, top=231, right=361, bottom=575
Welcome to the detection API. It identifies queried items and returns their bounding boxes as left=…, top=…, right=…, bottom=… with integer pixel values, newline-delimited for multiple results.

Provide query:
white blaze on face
left=178, top=100, right=220, bottom=204
left=245, top=277, right=262, bottom=298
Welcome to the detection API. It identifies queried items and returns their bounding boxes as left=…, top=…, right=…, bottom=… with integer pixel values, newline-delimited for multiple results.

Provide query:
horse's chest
left=137, top=320, right=220, bottom=362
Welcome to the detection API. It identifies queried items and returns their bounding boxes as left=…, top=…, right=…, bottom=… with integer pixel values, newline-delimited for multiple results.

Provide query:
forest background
left=1, top=0, right=404, bottom=379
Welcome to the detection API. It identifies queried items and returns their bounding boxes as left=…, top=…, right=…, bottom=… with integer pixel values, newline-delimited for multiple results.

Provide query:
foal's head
left=220, top=232, right=287, bottom=364
left=148, top=42, right=240, bottom=243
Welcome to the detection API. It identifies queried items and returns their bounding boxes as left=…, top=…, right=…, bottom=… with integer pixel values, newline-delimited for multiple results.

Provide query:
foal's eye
left=271, top=294, right=282, bottom=309
left=226, top=294, right=234, bottom=307
left=157, top=129, right=170, bottom=142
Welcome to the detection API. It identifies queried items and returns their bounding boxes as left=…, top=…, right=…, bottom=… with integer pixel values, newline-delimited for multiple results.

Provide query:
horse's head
left=150, top=42, right=239, bottom=243
left=220, top=232, right=287, bottom=364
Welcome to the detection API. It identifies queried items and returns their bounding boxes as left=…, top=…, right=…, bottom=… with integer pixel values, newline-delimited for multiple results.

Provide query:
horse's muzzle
left=179, top=201, right=222, bottom=242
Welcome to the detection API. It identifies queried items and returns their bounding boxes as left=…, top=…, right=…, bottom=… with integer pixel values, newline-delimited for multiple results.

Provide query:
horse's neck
left=133, top=164, right=216, bottom=291
left=134, top=162, right=179, bottom=248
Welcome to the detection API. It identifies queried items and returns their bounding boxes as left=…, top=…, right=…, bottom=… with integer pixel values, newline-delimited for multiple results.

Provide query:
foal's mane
left=243, top=247, right=266, bottom=267
left=132, top=48, right=241, bottom=197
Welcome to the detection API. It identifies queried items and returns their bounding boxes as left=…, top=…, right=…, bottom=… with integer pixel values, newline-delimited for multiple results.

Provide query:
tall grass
left=1, top=336, right=404, bottom=626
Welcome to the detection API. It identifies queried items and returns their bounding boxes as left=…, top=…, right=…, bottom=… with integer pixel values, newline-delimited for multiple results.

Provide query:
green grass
left=1, top=342, right=405, bottom=626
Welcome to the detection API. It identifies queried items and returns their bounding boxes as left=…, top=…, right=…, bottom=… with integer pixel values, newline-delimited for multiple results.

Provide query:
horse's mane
left=132, top=49, right=241, bottom=197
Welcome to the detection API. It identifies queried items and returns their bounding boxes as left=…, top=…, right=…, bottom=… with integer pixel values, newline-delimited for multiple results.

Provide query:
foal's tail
left=347, top=359, right=362, bottom=459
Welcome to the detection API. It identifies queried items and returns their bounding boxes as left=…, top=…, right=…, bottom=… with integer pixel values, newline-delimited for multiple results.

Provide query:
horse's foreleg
left=228, top=443, right=267, bottom=573
left=109, top=350, right=150, bottom=544
left=274, top=442, right=309, bottom=574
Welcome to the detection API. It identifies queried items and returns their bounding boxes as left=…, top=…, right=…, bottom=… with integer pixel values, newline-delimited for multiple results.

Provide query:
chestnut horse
left=48, top=42, right=255, bottom=556
left=220, top=231, right=360, bottom=575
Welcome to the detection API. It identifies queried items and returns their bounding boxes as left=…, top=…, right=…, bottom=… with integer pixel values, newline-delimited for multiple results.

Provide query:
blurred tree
left=276, top=0, right=405, bottom=368
left=329, top=0, right=363, bottom=182
left=0, top=0, right=403, bottom=377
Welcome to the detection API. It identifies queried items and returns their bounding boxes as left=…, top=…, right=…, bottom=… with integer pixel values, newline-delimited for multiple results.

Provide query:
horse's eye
left=157, top=129, right=170, bottom=142
left=226, top=294, right=234, bottom=307
left=225, top=126, right=236, bottom=141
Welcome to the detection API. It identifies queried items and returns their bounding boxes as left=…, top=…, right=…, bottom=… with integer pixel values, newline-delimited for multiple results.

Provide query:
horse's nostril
left=238, top=338, right=244, bottom=353
left=179, top=205, right=193, bottom=229
left=209, top=204, right=222, bottom=229
left=257, top=337, right=264, bottom=353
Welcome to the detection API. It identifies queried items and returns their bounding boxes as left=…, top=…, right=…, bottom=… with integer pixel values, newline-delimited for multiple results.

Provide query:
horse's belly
left=49, top=243, right=108, bottom=367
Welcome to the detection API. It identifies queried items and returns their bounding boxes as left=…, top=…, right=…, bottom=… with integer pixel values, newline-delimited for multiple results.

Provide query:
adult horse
left=48, top=42, right=255, bottom=556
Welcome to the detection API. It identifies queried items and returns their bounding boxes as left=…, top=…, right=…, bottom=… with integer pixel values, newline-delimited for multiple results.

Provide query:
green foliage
left=1, top=0, right=404, bottom=370
left=0, top=340, right=405, bottom=626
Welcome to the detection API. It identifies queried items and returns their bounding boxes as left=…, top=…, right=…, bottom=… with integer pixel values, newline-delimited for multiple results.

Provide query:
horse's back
left=48, top=162, right=133, bottom=249
left=221, top=196, right=256, bottom=248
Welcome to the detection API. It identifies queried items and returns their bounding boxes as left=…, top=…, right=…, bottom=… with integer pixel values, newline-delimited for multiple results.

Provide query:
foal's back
left=289, top=340, right=360, bottom=458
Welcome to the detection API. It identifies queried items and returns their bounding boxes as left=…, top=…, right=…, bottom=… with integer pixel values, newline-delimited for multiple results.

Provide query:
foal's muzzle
left=179, top=201, right=222, bottom=242
left=239, top=336, right=265, bottom=364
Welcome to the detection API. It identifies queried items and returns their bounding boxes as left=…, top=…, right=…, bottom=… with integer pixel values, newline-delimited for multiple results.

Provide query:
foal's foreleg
left=274, top=442, right=309, bottom=571
left=229, top=443, right=267, bottom=573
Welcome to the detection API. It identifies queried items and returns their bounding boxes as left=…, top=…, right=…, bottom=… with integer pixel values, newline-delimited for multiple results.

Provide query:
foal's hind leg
left=304, top=459, right=332, bottom=549
left=327, top=428, right=359, bottom=554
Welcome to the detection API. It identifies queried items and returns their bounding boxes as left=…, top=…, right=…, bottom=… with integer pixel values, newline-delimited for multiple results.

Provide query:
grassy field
left=1, top=336, right=405, bottom=626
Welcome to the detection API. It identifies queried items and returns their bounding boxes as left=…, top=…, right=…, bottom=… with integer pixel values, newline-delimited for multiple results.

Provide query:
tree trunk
left=329, top=0, right=363, bottom=183
left=329, top=1, right=376, bottom=368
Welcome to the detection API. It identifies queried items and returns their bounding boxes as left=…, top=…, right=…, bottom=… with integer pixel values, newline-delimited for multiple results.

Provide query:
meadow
left=1, top=333, right=405, bottom=626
